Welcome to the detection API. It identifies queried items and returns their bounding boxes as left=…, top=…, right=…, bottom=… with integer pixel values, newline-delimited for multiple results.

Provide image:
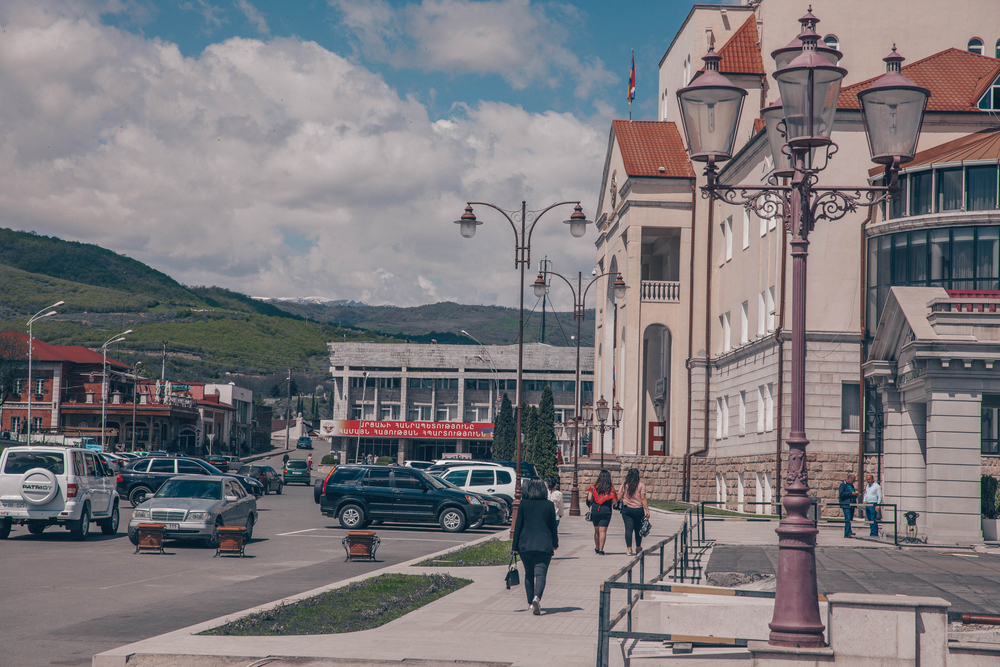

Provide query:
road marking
left=276, top=528, right=321, bottom=536
left=98, top=568, right=204, bottom=590
left=277, top=532, right=466, bottom=543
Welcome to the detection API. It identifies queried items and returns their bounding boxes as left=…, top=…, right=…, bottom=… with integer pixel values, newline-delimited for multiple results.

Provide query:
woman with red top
left=619, top=467, right=650, bottom=556
left=587, top=469, right=617, bottom=554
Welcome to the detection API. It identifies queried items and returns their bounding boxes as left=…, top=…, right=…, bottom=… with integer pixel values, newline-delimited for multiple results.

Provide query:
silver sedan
left=127, top=475, right=258, bottom=547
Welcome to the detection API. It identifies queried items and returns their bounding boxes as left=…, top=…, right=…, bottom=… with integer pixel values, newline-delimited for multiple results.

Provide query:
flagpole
left=628, top=48, right=635, bottom=121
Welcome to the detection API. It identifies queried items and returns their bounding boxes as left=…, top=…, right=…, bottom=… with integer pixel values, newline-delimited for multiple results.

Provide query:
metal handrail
left=819, top=501, right=898, bottom=546
left=598, top=506, right=712, bottom=667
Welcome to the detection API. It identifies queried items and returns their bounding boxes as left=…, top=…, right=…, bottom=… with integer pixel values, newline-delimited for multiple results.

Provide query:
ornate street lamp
left=533, top=269, right=627, bottom=515
left=456, top=199, right=592, bottom=535
left=26, top=300, right=63, bottom=444
left=101, top=330, right=132, bottom=452
left=676, top=8, right=927, bottom=649
left=588, top=395, right=621, bottom=470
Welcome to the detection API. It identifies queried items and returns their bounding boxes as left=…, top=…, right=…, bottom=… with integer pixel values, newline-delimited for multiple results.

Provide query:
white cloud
left=0, top=1, right=606, bottom=308
left=234, top=0, right=269, bottom=35
left=331, top=0, right=616, bottom=97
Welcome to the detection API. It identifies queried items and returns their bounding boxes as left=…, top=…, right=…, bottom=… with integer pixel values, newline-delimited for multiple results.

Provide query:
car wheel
left=100, top=502, right=120, bottom=536
left=338, top=504, right=365, bottom=529
left=245, top=515, right=255, bottom=540
left=0, top=518, right=11, bottom=539
left=276, top=483, right=282, bottom=495
left=314, top=480, right=323, bottom=504
left=206, top=520, right=223, bottom=549
left=129, top=486, right=152, bottom=507
left=439, top=508, right=466, bottom=533
left=128, top=529, right=139, bottom=546
left=470, top=515, right=485, bottom=530
left=27, top=520, right=46, bottom=534
left=70, top=505, right=91, bottom=541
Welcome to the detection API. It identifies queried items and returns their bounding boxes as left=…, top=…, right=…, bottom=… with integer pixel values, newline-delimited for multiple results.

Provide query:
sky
left=0, top=0, right=713, bottom=309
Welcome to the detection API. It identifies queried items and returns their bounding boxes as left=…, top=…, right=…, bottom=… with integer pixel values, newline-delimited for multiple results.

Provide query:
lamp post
left=676, top=9, right=928, bottom=648
left=26, top=300, right=64, bottom=444
left=460, top=330, right=501, bottom=417
left=456, top=200, right=592, bottom=534
left=357, top=370, right=369, bottom=463
left=131, top=362, right=142, bottom=452
left=533, top=270, right=627, bottom=515
left=584, top=396, right=623, bottom=470
left=101, top=330, right=132, bottom=452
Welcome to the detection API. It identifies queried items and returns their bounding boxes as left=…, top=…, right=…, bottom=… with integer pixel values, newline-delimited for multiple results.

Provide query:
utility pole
left=285, top=368, right=291, bottom=450
left=161, top=340, right=166, bottom=380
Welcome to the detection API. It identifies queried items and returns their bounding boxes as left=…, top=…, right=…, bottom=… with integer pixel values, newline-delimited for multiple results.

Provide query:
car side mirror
left=225, top=495, right=238, bottom=502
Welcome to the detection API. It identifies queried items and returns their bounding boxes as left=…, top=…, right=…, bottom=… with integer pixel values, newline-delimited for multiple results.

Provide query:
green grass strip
left=201, top=573, right=471, bottom=636
left=648, top=499, right=779, bottom=518
left=416, top=538, right=513, bottom=567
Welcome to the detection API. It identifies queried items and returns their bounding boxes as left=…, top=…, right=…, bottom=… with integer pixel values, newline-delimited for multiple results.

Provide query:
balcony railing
left=640, top=280, right=681, bottom=303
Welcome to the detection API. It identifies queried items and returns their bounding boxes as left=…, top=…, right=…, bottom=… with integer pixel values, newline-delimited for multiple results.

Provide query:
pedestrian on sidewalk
left=547, top=478, right=564, bottom=527
left=512, top=478, right=559, bottom=616
left=618, top=467, right=649, bottom=556
left=282, top=452, right=289, bottom=466
left=839, top=473, right=858, bottom=538
left=864, top=473, right=883, bottom=537
left=587, top=469, right=617, bottom=554
left=307, top=453, right=313, bottom=472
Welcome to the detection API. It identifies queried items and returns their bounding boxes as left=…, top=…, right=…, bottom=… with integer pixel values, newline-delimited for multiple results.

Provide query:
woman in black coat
left=512, top=478, right=559, bottom=615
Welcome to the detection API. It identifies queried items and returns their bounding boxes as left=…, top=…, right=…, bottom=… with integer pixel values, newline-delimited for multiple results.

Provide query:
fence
left=597, top=506, right=711, bottom=667
left=820, top=502, right=898, bottom=546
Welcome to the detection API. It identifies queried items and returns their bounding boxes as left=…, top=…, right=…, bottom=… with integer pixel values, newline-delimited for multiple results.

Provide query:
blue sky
left=0, top=0, right=715, bottom=308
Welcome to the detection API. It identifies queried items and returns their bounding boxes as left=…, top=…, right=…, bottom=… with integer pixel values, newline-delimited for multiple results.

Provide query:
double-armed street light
left=26, top=300, right=64, bottom=444
left=131, top=361, right=142, bottom=452
left=101, top=330, right=132, bottom=452
left=675, top=8, right=929, bottom=648
left=582, top=396, right=622, bottom=472
left=460, top=330, right=502, bottom=415
left=532, top=269, right=627, bottom=515
left=456, top=200, right=592, bottom=533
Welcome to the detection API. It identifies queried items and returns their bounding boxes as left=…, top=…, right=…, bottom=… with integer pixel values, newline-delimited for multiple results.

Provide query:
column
left=881, top=388, right=927, bottom=534
left=924, top=386, right=982, bottom=544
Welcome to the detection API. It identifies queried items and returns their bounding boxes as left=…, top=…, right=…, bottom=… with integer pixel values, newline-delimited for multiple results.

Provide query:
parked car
left=236, top=465, right=282, bottom=494
left=490, top=460, right=539, bottom=480
left=435, top=477, right=509, bottom=527
left=404, top=460, right=434, bottom=469
left=0, top=446, right=120, bottom=540
left=436, top=465, right=516, bottom=509
left=283, top=459, right=311, bottom=485
left=223, top=455, right=242, bottom=469
left=204, top=454, right=229, bottom=471
left=117, top=457, right=264, bottom=506
left=318, top=465, right=484, bottom=533
left=128, top=476, right=257, bottom=547
left=296, top=436, right=313, bottom=450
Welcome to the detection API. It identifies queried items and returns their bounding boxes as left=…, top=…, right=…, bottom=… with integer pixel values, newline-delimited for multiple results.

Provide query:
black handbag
left=585, top=510, right=592, bottom=521
left=639, top=516, right=651, bottom=538
left=505, top=553, right=520, bottom=589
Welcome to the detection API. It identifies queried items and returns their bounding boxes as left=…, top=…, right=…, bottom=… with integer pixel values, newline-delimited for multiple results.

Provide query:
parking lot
left=0, top=452, right=502, bottom=667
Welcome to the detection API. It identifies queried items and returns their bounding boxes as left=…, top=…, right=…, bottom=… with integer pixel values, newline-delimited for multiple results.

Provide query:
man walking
left=864, top=474, right=883, bottom=537
left=838, top=473, right=858, bottom=538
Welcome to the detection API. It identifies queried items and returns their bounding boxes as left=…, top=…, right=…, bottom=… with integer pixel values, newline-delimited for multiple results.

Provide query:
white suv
left=0, top=446, right=121, bottom=540
left=439, top=465, right=517, bottom=508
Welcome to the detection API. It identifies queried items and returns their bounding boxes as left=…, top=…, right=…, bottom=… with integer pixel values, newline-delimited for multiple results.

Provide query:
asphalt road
left=0, top=452, right=502, bottom=667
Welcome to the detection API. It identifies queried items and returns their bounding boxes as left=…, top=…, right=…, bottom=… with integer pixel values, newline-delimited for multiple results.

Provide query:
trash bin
left=808, top=497, right=820, bottom=523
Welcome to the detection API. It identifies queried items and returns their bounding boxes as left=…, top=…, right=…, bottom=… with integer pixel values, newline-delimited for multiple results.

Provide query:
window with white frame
left=720, top=312, right=731, bottom=352
left=740, top=301, right=749, bottom=344
left=34, top=378, right=45, bottom=395
left=969, top=37, right=984, bottom=55
left=722, top=395, right=730, bottom=439
left=407, top=405, right=432, bottom=421
left=767, top=286, right=776, bottom=331
left=757, top=385, right=766, bottom=433
left=10, top=416, right=21, bottom=432
left=765, top=382, right=774, bottom=432
left=758, top=291, right=767, bottom=337
left=464, top=405, right=490, bottom=422
left=841, top=383, right=861, bottom=431
left=352, top=404, right=376, bottom=420
left=379, top=404, right=400, bottom=420
left=716, top=397, right=724, bottom=440
left=738, top=391, right=746, bottom=435
left=742, top=210, right=750, bottom=250
left=726, top=216, right=733, bottom=261
left=436, top=405, right=459, bottom=422
left=32, top=417, right=42, bottom=431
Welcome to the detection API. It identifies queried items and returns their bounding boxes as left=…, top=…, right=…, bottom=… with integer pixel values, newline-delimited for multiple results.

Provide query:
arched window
left=822, top=34, right=839, bottom=51
left=995, top=39, right=1000, bottom=58
left=969, top=38, right=984, bottom=55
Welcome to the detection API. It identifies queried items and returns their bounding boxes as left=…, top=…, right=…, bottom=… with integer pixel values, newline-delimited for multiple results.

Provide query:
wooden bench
left=215, top=525, right=249, bottom=558
left=342, top=530, right=380, bottom=561
left=134, top=523, right=166, bottom=555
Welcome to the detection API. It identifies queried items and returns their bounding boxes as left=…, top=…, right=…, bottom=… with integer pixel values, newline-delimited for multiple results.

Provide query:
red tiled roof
left=840, top=48, right=1000, bottom=112
left=868, top=128, right=1000, bottom=177
left=612, top=120, right=696, bottom=178
left=753, top=117, right=766, bottom=135
left=717, top=15, right=764, bottom=75
left=1, top=330, right=131, bottom=368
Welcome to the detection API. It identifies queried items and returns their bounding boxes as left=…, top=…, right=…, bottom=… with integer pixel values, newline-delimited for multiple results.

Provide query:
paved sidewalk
left=93, top=511, right=686, bottom=667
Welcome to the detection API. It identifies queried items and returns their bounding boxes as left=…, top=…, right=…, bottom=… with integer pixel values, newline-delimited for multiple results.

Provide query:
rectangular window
left=32, top=417, right=42, bottom=431
left=758, top=291, right=766, bottom=336
left=478, top=379, right=490, bottom=390
left=936, top=167, right=963, bottom=212
left=34, top=378, right=45, bottom=395
left=841, top=383, right=861, bottom=431
left=757, top=386, right=766, bottom=433
left=742, top=210, right=750, bottom=250
left=888, top=174, right=906, bottom=219
left=408, top=378, right=420, bottom=388
left=720, top=312, right=731, bottom=352
left=14, top=379, right=22, bottom=395
left=977, top=227, right=999, bottom=291
left=765, top=383, right=774, bottom=432
left=910, top=170, right=932, bottom=215
left=930, top=229, right=950, bottom=285
left=551, top=380, right=564, bottom=392
left=726, top=216, right=733, bottom=261
left=582, top=381, right=594, bottom=392
left=407, top=405, right=432, bottom=421
left=379, top=377, right=401, bottom=389
left=722, top=396, right=730, bottom=439
left=909, top=230, right=928, bottom=284
left=953, top=227, right=975, bottom=290
left=434, top=378, right=457, bottom=390
left=767, top=287, right=776, bottom=331
left=435, top=405, right=458, bottom=422
left=738, top=391, right=746, bottom=435
left=716, top=397, right=724, bottom=440
left=350, top=376, right=376, bottom=388
left=464, top=406, right=490, bottom=422
left=10, top=416, right=21, bottom=432
left=967, top=165, right=998, bottom=211
left=740, top=301, right=749, bottom=344
left=379, top=404, right=400, bottom=420
left=523, top=380, right=535, bottom=391
left=892, top=233, right=908, bottom=284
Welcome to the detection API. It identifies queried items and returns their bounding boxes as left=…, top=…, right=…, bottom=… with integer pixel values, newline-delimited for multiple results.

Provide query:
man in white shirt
left=863, top=474, right=883, bottom=537
left=547, top=478, right=564, bottom=527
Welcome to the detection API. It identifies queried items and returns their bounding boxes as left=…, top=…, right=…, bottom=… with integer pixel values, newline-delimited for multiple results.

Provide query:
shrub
left=376, top=456, right=394, bottom=465
left=321, top=454, right=339, bottom=465
left=982, top=475, right=1000, bottom=519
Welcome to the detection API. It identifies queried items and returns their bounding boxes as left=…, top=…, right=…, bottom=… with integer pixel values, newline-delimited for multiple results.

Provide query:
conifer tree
left=492, top=393, right=515, bottom=461
left=533, top=386, right=558, bottom=480
left=521, top=401, right=537, bottom=466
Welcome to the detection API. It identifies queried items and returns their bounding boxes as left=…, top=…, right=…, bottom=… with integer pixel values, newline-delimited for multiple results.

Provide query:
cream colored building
left=594, top=0, right=1000, bottom=543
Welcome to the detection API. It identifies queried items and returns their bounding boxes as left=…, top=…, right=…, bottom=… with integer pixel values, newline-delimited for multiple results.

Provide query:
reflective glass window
left=908, top=231, right=927, bottom=283
left=977, top=227, right=1000, bottom=291
left=936, top=167, right=963, bottom=212
left=967, top=165, right=998, bottom=211
left=952, top=228, right=975, bottom=289
left=910, top=171, right=932, bottom=215
left=892, top=234, right=908, bottom=284
left=888, top=174, right=905, bottom=219
left=930, top=229, right=950, bottom=285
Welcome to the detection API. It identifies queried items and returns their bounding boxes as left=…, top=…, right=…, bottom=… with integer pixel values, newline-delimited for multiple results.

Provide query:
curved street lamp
left=532, top=269, right=627, bottom=515
left=101, top=330, right=132, bottom=452
left=26, top=300, right=64, bottom=444
left=676, top=9, right=928, bottom=649
left=461, top=329, right=501, bottom=415
left=456, top=199, right=592, bottom=535
left=131, top=361, right=142, bottom=452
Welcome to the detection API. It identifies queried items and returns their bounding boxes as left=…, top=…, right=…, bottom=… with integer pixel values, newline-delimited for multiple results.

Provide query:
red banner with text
left=319, top=420, right=493, bottom=440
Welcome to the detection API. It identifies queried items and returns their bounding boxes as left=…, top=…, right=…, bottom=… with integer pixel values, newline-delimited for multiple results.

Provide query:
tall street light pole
left=357, top=370, right=369, bottom=463
left=26, top=300, right=64, bottom=444
left=533, top=270, right=627, bottom=515
left=677, top=9, right=928, bottom=648
left=456, top=200, right=592, bottom=534
left=585, top=396, right=622, bottom=470
left=101, top=330, right=133, bottom=452
left=460, top=330, right=501, bottom=418
left=131, top=361, right=142, bottom=452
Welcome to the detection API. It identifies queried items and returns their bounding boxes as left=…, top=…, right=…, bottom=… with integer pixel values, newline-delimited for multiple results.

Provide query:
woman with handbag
left=618, top=467, right=649, bottom=556
left=587, top=469, right=617, bottom=554
left=512, top=478, right=559, bottom=615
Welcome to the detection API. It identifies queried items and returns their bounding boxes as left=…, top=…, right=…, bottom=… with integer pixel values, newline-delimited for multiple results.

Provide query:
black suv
left=319, top=465, right=484, bottom=533
left=117, top=457, right=264, bottom=505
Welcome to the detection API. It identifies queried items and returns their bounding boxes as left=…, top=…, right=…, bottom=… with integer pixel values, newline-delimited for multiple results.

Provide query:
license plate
left=165, top=523, right=180, bottom=530
left=1, top=501, right=25, bottom=508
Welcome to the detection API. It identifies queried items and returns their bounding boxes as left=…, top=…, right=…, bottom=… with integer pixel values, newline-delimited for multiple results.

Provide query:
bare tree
left=0, top=331, right=28, bottom=434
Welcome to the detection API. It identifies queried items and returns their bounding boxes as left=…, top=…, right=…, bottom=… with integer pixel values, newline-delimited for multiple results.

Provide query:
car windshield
left=155, top=479, right=222, bottom=500
left=287, top=460, right=308, bottom=469
left=236, top=466, right=255, bottom=475
left=412, top=469, right=447, bottom=490
left=198, top=461, right=226, bottom=475
left=3, top=451, right=65, bottom=475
